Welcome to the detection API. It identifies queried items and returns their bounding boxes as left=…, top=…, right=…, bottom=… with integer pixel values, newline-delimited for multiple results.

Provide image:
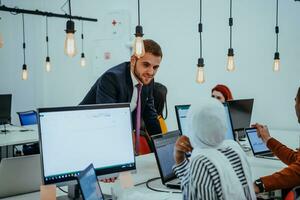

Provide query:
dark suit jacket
left=80, top=62, right=161, bottom=135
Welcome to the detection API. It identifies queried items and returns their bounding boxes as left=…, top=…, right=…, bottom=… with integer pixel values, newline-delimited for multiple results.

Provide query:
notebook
left=245, top=128, right=278, bottom=160
left=151, top=130, right=181, bottom=189
left=77, top=163, right=104, bottom=200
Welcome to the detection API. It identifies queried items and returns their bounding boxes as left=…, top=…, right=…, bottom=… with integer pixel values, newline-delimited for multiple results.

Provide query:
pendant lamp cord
left=22, top=13, right=26, bottom=64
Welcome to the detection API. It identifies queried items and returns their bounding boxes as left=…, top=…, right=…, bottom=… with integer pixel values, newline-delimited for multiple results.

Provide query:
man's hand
left=251, top=123, right=272, bottom=144
left=174, top=136, right=193, bottom=164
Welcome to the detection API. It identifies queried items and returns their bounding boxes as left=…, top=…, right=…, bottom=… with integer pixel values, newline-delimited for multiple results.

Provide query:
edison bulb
left=133, top=36, right=145, bottom=58
left=273, top=59, right=280, bottom=72
left=226, top=55, right=235, bottom=72
left=64, top=33, right=77, bottom=57
left=80, top=53, right=86, bottom=67
left=22, top=68, right=28, bottom=80
left=196, top=66, right=205, bottom=84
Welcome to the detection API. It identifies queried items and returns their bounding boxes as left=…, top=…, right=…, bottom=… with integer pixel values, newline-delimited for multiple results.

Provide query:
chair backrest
left=17, top=110, right=38, bottom=126
left=285, top=186, right=300, bottom=200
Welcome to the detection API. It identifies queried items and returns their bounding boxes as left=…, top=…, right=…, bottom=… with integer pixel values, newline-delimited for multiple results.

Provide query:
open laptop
left=77, top=163, right=104, bottom=200
left=0, top=154, right=41, bottom=198
left=174, top=105, right=191, bottom=135
left=245, top=128, right=278, bottom=160
left=151, top=130, right=181, bottom=189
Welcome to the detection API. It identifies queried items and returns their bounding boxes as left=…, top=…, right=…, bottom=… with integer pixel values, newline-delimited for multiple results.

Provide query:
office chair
left=17, top=110, right=38, bottom=126
left=16, top=110, right=39, bottom=155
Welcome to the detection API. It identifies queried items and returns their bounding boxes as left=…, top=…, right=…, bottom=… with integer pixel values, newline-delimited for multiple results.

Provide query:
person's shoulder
left=106, top=62, right=130, bottom=74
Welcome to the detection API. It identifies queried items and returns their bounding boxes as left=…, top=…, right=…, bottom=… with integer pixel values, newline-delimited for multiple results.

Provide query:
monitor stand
left=57, top=185, right=113, bottom=200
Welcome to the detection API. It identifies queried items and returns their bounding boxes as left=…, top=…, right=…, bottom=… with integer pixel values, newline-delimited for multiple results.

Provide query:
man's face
left=295, top=95, right=300, bottom=123
left=130, top=53, right=161, bottom=85
left=212, top=90, right=225, bottom=103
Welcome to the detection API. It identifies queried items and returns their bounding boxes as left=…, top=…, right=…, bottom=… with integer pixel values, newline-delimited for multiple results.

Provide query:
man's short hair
left=144, top=39, right=163, bottom=58
left=297, top=87, right=300, bottom=98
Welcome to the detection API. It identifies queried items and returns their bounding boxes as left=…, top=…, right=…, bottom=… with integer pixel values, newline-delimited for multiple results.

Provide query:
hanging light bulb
left=134, top=26, right=145, bottom=58
left=133, top=0, right=145, bottom=58
left=196, top=58, right=205, bottom=84
left=45, top=56, right=51, bottom=72
left=273, top=52, right=280, bottom=72
left=64, top=20, right=76, bottom=57
left=80, top=53, right=86, bottom=67
left=226, top=0, right=236, bottom=72
left=273, top=0, right=280, bottom=72
left=80, top=21, right=86, bottom=67
left=0, top=32, right=3, bottom=48
left=22, top=64, right=28, bottom=80
left=227, top=48, right=235, bottom=71
left=45, top=17, right=51, bottom=72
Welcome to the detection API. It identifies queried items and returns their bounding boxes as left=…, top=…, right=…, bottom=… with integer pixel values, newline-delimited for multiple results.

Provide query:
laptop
left=0, top=154, right=41, bottom=198
left=151, top=130, right=181, bottom=189
left=77, top=163, right=104, bottom=200
left=245, top=128, right=278, bottom=160
left=174, top=104, right=191, bottom=135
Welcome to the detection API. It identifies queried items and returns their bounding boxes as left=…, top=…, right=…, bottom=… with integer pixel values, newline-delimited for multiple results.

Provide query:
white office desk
left=0, top=125, right=39, bottom=159
left=2, top=128, right=299, bottom=200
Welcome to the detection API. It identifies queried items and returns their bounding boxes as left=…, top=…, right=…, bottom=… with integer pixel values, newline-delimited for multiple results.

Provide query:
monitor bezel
left=223, top=102, right=236, bottom=141
left=38, top=103, right=136, bottom=186
left=174, top=104, right=191, bottom=134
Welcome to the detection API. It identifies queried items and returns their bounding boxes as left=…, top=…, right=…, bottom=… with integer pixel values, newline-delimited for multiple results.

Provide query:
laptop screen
left=175, top=105, right=191, bottom=134
left=151, top=130, right=181, bottom=183
left=245, top=128, right=269, bottom=154
left=77, top=164, right=104, bottom=200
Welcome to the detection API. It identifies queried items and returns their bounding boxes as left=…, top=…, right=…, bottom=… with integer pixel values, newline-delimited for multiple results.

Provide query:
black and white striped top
left=173, top=147, right=252, bottom=200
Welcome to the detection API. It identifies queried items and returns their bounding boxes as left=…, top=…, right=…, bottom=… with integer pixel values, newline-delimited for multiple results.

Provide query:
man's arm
left=261, top=159, right=300, bottom=191
left=96, top=72, right=119, bottom=103
left=142, top=85, right=161, bottom=135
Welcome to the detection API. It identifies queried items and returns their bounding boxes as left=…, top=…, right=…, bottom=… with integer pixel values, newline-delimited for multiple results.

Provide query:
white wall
left=0, top=0, right=299, bottom=131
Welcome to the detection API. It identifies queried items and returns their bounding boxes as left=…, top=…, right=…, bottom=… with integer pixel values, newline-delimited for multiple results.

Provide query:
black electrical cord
left=57, top=186, right=68, bottom=194
left=229, top=0, right=233, bottom=49
left=145, top=177, right=182, bottom=194
left=275, top=0, right=279, bottom=52
left=22, top=13, right=26, bottom=65
left=81, top=20, right=84, bottom=53
left=68, top=0, right=72, bottom=19
left=199, top=0, right=203, bottom=59
left=137, top=0, right=141, bottom=26
left=46, top=16, right=49, bottom=57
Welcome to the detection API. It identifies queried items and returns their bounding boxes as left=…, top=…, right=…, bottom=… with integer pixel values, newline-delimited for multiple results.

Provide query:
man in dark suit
left=80, top=39, right=162, bottom=136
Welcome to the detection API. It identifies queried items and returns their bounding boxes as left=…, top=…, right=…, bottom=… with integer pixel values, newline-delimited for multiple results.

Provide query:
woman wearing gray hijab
left=173, top=98, right=256, bottom=200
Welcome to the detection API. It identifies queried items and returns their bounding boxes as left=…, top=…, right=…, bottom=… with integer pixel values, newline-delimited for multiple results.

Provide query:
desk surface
left=0, top=125, right=38, bottom=147
left=2, top=128, right=299, bottom=200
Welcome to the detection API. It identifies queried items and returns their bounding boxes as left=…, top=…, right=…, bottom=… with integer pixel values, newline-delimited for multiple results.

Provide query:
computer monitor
left=227, top=99, right=254, bottom=131
left=0, top=94, right=12, bottom=125
left=38, top=103, right=136, bottom=187
left=223, top=103, right=235, bottom=140
left=174, top=104, right=191, bottom=134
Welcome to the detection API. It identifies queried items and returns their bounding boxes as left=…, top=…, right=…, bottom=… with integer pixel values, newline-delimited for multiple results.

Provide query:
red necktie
left=135, top=84, right=142, bottom=155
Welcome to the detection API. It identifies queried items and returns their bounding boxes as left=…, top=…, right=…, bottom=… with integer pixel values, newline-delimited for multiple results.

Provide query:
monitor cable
left=57, top=186, right=68, bottom=194
left=145, top=177, right=181, bottom=194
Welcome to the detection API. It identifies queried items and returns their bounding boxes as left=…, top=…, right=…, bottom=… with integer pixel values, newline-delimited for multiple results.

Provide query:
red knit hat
left=212, top=84, right=233, bottom=101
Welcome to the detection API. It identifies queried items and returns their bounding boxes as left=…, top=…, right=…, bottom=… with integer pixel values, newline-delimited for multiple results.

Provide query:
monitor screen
left=175, top=105, right=191, bottom=134
left=38, top=103, right=135, bottom=186
left=223, top=103, right=235, bottom=140
left=0, top=94, right=12, bottom=124
left=245, top=128, right=269, bottom=154
left=151, top=130, right=180, bottom=183
left=227, top=99, right=254, bottom=131
left=77, top=164, right=104, bottom=200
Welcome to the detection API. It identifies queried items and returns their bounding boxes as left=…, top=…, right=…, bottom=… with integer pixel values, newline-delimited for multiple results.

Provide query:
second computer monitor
left=227, top=99, right=254, bottom=131
left=0, top=94, right=12, bottom=125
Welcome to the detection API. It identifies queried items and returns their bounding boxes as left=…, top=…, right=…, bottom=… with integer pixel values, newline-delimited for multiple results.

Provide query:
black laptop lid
left=151, top=130, right=181, bottom=184
left=77, top=164, right=104, bottom=200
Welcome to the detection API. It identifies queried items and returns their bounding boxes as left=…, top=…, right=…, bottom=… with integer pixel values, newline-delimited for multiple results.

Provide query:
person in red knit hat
left=211, top=84, right=233, bottom=103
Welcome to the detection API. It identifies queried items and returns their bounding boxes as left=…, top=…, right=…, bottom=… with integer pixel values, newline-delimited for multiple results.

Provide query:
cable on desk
left=57, top=186, right=68, bottom=194
left=146, top=177, right=181, bottom=194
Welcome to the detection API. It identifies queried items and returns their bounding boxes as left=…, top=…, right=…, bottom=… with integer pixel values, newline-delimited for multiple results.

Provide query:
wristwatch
left=254, top=178, right=265, bottom=193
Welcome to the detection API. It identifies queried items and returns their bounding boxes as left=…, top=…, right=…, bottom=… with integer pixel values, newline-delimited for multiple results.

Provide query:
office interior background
left=0, top=0, right=299, bottom=131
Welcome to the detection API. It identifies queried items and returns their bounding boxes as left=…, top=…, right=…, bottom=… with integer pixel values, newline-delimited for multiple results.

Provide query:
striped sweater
left=173, top=147, right=252, bottom=200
